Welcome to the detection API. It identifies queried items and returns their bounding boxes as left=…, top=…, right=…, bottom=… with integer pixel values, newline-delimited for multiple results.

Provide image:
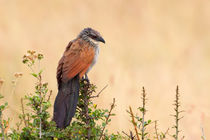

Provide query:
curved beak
left=97, top=37, right=105, bottom=44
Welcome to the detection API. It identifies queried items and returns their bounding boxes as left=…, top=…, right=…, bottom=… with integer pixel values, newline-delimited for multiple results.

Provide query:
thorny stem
left=85, top=96, right=91, bottom=139
left=80, top=81, right=112, bottom=140
left=141, top=87, right=146, bottom=140
left=90, top=84, right=108, bottom=98
left=99, top=98, right=116, bottom=140
left=129, top=131, right=134, bottom=140
left=154, top=121, right=170, bottom=140
left=39, top=110, right=42, bottom=138
left=201, top=125, right=206, bottom=140
left=38, top=75, right=42, bottom=139
left=21, top=98, right=27, bottom=127
left=47, top=90, right=52, bottom=102
left=173, top=86, right=183, bottom=140
left=122, top=131, right=135, bottom=140
left=154, top=121, right=159, bottom=140
left=0, top=110, right=5, bottom=140
left=129, top=106, right=140, bottom=140
left=175, top=86, right=179, bottom=140
left=122, top=131, right=129, bottom=137
left=82, top=82, right=91, bottom=140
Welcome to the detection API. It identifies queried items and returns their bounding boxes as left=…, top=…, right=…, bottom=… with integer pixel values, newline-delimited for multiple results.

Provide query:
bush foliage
left=0, top=51, right=192, bottom=140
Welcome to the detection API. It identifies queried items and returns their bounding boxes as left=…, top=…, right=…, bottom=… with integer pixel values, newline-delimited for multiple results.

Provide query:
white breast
left=86, top=46, right=99, bottom=73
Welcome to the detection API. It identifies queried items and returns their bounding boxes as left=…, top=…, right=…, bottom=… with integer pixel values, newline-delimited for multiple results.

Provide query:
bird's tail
left=53, top=75, right=80, bottom=129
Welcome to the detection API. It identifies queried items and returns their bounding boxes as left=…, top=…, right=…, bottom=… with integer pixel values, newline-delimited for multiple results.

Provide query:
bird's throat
left=88, top=37, right=99, bottom=46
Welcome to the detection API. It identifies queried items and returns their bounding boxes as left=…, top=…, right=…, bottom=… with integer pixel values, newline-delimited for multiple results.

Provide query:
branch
left=20, top=98, right=27, bottom=127
left=154, top=121, right=159, bottom=140
left=0, top=110, right=5, bottom=140
left=141, top=87, right=146, bottom=140
left=172, top=86, right=184, bottom=140
left=201, top=125, right=206, bottom=140
left=90, top=84, right=108, bottom=98
left=99, top=98, right=116, bottom=140
left=47, top=90, right=52, bottom=102
left=129, top=106, right=140, bottom=140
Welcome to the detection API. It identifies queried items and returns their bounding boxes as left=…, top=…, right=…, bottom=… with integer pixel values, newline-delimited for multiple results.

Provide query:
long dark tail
left=53, top=75, right=80, bottom=129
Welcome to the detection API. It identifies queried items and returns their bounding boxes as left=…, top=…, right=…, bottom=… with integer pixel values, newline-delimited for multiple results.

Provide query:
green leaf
left=31, top=73, right=38, bottom=78
left=38, top=69, right=43, bottom=76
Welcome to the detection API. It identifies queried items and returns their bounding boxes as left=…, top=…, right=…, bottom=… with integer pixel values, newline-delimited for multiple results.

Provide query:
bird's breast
left=86, top=46, right=99, bottom=73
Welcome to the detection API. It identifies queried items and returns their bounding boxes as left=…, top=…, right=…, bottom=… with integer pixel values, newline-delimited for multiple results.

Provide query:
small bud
left=28, top=55, right=34, bottom=61
left=14, top=72, right=23, bottom=78
left=19, top=73, right=23, bottom=77
left=27, top=50, right=31, bottom=54
left=14, top=73, right=18, bottom=78
left=43, top=82, right=48, bottom=88
left=30, top=50, right=36, bottom=55
left=22, top=59, right=28, bottom=64
left=38, top=53, right=44, bottom=60
left=34, top=55, right=38, bottom=59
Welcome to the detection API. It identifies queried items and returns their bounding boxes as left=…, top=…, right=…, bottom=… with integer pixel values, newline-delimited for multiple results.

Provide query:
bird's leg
left=82, top=73, right=90, bottom=83
left=84, top=73, right=90, bottom=83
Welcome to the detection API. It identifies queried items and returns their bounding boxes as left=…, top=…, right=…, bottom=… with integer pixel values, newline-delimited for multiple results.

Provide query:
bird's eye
left=91, top=34, right=97, bottom=39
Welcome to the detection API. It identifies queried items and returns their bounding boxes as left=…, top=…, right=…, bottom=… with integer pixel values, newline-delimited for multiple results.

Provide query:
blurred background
left=0, top=0, right=210, bottom=139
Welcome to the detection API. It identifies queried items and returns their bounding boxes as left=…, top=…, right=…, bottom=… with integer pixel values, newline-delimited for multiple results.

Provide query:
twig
left=85, top=94, right=91, bottom=139
left=0, top=110, right=5, bottom=140
left=154, top=121, right=159, bottom=140
left=90, top=84, right=108, bottom=98
left=175, top=86, right=179, bottom=140
left=129, top=106, right=140, bottom=140
left=47, top=90, right=52, bottom=102
left=154, top=121, right=170, bottom=140
left=129, top=131, right=134, bottom=140
left=99, top=98, right=116, bottom=140
left=201, top=125, right=206, bottom=140
left=80, top=81, right=92, bottom=139
left=172, top=86, right=184, bottom=140
left=21, top=98, right=27, bottom=127
left=122, top=131, right=135, bottom=140
left=38, top=75, right=42, bottom=139
left=122, top=131, right=130, bottom=138
left=162, top=128, right=170, bottom=139
left=164, top=128, right=170, bottom=136
left=141, top=87, right=146, bottom=140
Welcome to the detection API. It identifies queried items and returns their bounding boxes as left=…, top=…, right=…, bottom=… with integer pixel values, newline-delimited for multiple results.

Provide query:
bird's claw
left=82, top=74, right=90, bottom=84
left=82, top=78, right=90, bottom=84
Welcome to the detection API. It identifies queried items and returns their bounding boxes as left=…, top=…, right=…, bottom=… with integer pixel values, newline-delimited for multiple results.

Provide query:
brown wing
left=56, top=41, right=73, bottom=88
left=57, top=39, right=95, bottom=84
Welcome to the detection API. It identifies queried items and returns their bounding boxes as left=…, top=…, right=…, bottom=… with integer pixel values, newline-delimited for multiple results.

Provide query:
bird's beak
left=98, top=37, right=105, bottom=44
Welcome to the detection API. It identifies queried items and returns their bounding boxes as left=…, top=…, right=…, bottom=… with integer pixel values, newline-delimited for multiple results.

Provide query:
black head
left=79, top=27, right=105, bottom=44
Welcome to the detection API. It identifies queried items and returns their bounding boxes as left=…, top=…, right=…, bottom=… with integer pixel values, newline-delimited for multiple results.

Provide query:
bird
left=53, top=28, right=105, bottom=129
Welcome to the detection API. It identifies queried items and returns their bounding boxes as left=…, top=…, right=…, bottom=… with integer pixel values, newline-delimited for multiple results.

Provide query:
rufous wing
left=60, top=39, right=95, bottom=82
left=56, top=41, right=73, bottom=88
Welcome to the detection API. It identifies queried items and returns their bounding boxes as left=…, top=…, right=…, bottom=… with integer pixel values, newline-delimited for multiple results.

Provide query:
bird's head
left=78, top=27, right=105, bottom=44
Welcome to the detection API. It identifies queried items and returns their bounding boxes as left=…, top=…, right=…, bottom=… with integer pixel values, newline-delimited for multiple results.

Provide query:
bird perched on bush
left=53, top=28, right=105, bottom=129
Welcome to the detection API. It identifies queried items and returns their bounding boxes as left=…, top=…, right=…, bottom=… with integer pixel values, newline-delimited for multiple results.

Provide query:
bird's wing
left=61, top=39, right=95, bottom=82
left=57, top=41, right=73, bottom=88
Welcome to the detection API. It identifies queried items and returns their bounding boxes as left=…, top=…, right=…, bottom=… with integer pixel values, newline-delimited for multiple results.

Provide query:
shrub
left=0, top=50, right=199, bottom=140
left=9, top=50, right=122, bottom=140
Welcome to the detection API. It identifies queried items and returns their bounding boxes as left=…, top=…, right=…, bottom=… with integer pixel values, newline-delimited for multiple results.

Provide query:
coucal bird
left=53, top=28, right=105, bottom=129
